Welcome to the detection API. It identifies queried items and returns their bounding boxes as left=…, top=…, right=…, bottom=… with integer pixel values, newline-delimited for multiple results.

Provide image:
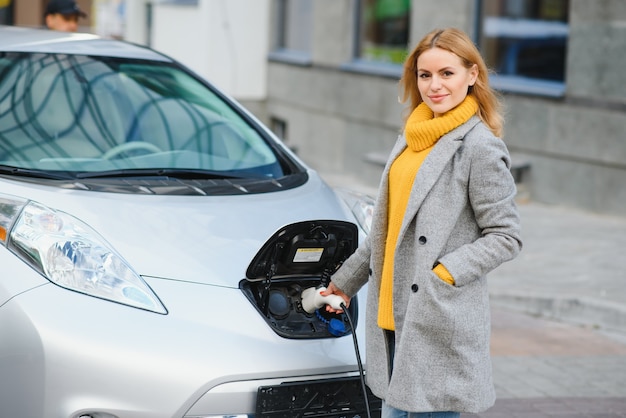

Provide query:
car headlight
left=334, top=187, right=375, bottom=235
left=1, top=194, right=166, bottom=314
left=0, top=194, right=27, bottom=244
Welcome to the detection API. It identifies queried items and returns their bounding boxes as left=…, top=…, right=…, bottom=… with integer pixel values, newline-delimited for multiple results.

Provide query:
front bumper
left=0, top=276, right=373, bottom=418
left=185, top=375, right=381, bottom=417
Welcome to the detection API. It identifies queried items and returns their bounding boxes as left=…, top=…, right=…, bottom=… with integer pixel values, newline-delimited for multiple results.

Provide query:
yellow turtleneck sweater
left=378, top=95, right=479, bottom=331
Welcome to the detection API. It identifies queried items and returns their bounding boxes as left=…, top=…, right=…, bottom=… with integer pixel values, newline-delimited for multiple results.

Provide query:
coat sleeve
left=438, top=133, right=522, bottom=287
left=330, top=233, right=372, bottom=297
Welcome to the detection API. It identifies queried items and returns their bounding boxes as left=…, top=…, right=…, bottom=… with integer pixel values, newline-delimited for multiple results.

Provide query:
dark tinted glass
left=0, top=53, right=285, bottom=178
left=480, top=0, right=569, bottom=82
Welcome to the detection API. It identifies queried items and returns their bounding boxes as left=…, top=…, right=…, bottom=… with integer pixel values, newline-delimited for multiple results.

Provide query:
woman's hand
left=321, top=282, right=351, bottom=313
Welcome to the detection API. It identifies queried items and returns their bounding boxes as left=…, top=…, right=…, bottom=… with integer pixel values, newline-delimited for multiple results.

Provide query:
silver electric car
left=0, top=25, right=378, bottom=418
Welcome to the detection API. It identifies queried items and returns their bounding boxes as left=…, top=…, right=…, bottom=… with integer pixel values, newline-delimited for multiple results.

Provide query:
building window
left=270, top=117, right=288, bottom=142
left=357, top=0, right=410, bottom=65
left=479, top=0, right=569, bottom=97
left=270, top=0, right=313, bottom=65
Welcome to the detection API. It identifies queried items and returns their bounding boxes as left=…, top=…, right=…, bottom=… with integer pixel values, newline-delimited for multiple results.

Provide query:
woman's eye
left=442, top=71, right=454, bottom=77
left=418, top=73, right=430, bottom=79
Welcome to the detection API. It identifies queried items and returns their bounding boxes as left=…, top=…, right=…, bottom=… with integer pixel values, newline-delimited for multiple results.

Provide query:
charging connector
left=301, top=286, right=345, bottom=313
left=301, top=286, right=372, bottom=418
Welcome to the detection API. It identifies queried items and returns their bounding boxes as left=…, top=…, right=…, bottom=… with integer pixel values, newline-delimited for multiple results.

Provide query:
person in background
left=321, top=27, right=522, bottom=417
left=45, top=0, right=86, bottom=32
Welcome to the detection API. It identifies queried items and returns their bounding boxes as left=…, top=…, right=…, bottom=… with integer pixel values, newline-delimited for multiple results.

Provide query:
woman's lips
left=429, top=94, right=448, bottom=103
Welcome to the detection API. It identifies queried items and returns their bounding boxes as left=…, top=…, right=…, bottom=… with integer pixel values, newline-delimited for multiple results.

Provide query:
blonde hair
left=399, top=28, right=503, bottom=137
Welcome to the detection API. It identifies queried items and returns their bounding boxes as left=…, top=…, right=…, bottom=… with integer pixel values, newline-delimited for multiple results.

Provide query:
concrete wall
left=410, top=0, right=475, bottom=42
left=502, top=0, right=626, bottom=215
left=266, top=62, right=403, bottom=187
left=265, top=0, right=626, bottom=217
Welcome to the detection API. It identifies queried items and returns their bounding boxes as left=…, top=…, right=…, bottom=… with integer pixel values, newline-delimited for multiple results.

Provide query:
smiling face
left=416, top=47, right=478, bottom=117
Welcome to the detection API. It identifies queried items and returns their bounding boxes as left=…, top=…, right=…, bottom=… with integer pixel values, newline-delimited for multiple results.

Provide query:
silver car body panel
left=0, top=172, right=349, bottom=288
left=1, top=275, right=368, bottom=417
left=0, top=25, right=169, bottom=61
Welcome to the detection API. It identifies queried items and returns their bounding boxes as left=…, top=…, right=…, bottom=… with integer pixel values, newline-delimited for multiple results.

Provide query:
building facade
left=264, top=0, right=626, bottom=217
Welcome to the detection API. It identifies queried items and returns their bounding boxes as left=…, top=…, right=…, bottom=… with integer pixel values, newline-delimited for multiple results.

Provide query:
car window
left=0, top=53, right=286, bottom=178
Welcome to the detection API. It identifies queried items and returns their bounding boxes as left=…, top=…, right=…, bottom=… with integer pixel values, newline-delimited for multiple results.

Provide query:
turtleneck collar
left=404, top=95, right=479, bottom=152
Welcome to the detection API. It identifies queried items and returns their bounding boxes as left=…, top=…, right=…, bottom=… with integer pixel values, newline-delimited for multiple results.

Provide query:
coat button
left=418, top=236, right=427, bottom=244
left=369, top=268, right=373, bottom=276
left=411, top=284, right=419, bottom=292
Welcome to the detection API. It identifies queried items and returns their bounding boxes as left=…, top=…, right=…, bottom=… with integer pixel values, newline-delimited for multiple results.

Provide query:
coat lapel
left=398, top=116, right=481, bottom=240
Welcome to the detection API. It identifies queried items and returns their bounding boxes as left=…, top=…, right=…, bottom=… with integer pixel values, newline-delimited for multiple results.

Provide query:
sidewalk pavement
left=478, top=202, right=626, bottom=417
left=321, top=172, right=626, bottom=417
left=488, top=201, right=626, bottom=338
left=470, top=306, right=626, bottom=417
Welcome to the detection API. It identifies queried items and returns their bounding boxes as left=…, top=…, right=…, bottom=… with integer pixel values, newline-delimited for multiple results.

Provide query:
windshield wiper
left=75, top=168, right=248, bottom=180
left=0, top=165, right=76, bottom=180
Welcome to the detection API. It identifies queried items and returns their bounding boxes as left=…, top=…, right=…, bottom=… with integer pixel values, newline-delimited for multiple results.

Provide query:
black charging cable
left=340, top=302, right=372, bottom=418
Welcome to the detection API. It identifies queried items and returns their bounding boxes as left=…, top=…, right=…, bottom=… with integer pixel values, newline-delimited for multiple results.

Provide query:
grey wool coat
left=331, top=116, right=522, bottom=413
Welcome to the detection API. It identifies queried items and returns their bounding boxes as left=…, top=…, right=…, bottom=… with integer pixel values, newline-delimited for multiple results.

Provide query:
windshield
left=0, top=53, right=287, bottom=179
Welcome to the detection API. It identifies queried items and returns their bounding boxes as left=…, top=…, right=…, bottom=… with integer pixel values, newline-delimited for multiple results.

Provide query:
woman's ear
left=469, top=64, right=479, bottom=86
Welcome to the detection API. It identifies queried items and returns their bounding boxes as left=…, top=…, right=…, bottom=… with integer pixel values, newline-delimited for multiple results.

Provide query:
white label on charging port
left=293, top=248, right=324, bottom=263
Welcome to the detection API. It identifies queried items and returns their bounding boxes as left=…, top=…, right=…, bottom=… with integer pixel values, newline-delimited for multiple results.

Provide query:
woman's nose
left=430, top=75, right=442, bottom=90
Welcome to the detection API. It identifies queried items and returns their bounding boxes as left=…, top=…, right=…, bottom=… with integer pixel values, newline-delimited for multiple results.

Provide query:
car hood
left=1, top=173, right=354, bottom=288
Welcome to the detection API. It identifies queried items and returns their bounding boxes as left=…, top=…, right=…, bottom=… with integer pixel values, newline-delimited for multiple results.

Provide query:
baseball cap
left=45, top=0, right=87, bottom=17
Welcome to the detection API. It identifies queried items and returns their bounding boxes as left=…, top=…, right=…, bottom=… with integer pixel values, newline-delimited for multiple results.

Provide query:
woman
left=322, top=28, right=522, bottom=417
